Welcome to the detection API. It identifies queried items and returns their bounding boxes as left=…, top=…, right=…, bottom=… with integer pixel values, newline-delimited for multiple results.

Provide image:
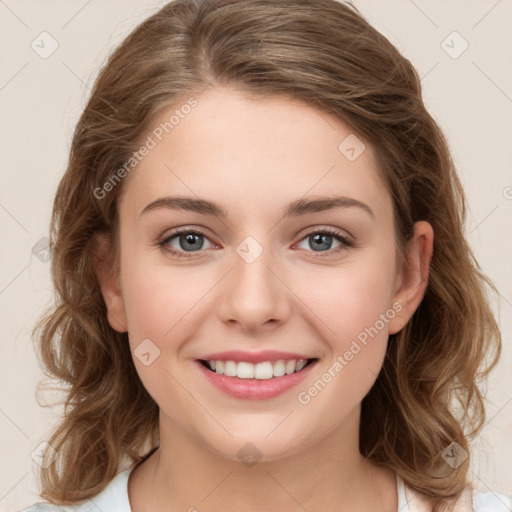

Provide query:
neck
left=128, top=407, right=397, bottom=512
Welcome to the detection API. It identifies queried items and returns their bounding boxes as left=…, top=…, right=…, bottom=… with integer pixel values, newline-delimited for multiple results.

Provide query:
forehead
left=119, top=87, right=391, bottom=220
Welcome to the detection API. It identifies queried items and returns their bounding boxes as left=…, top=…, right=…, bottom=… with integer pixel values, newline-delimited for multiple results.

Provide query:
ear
left=387, top=221, right=434, bottom=335
left=92, top=233, right=128, bottom=333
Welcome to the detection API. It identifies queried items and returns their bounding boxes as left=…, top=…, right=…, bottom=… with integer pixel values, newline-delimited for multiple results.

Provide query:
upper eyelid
left=160, top=227, right=214, bottom=244
left=159, top=229, right=212, bottom=249
left=295, top=225, right=353, bottom=242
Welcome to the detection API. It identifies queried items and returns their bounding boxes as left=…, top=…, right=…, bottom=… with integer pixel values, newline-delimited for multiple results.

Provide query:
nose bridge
left=217, top=234, right=290, bottom=330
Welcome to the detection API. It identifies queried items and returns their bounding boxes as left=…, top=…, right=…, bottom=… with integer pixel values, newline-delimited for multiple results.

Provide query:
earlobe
left=388, top=221, right=434, bottom=335
left=92, top=233, right=128, bottom=333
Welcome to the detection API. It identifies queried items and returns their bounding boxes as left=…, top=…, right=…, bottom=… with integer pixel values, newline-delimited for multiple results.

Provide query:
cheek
left=291, top=250, right=397, bottom=403
left=293, top=287, right=395, bottom=425
left=294, top=253, right=397, bottom=348
left=119, top=228, right=213, bottom=345
left=119, top=264, right=211, bottom=430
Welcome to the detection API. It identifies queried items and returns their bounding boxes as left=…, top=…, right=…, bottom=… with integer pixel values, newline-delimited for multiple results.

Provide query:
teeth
left=237, top=361, right=255, bottom=379
left=285, top=360, right=296, bottom=374
left=295, top=360, right=307, bottom=371
left=273, top=360, right=286, bottom=377
left=206, top=359, right=311, bottom=379
left=224, top=360, right=237, bottom=377
left=254, top=361, right=273, bottom=380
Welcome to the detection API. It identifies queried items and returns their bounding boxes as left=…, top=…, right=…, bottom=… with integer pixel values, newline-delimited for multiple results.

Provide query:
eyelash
left=157, top=227, right=354, bottom=259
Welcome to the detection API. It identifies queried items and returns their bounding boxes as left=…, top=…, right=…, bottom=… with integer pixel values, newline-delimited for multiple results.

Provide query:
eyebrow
left=139, top=195, right=375, bottom=220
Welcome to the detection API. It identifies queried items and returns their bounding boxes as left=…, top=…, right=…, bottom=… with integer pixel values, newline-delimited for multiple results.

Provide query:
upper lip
left=198, top=350, right=314, bottom=364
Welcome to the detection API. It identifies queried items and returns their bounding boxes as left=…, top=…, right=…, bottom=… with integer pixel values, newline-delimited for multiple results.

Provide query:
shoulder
left=20, top=466, right=134, bottom=512
left=473, top=490, right=512, bottom=511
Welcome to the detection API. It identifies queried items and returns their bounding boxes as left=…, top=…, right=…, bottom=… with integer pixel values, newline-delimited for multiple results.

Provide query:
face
left=97, top=86, right=431, bottom=462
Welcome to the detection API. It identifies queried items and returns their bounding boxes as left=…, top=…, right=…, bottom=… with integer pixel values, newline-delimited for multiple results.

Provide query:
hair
left=33, top=0, right=501, bottom=509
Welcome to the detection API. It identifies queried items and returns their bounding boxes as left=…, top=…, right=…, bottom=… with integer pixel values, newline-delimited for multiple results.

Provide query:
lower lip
left=196, top=360, right=317, bottom=400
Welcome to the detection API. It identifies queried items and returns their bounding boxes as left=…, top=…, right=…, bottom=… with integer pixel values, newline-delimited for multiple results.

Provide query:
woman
left=24, top=0, right=509, bottom=510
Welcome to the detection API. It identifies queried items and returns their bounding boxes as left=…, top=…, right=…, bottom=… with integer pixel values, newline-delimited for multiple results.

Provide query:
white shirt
left=22, top=466, right=512, bottom=511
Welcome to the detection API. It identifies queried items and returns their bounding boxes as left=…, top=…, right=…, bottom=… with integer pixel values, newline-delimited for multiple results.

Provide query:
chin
left=199, top=425, right=317, bottom=466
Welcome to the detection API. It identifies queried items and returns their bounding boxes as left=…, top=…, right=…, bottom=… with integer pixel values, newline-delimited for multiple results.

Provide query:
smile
left=196, top=357, right=318, bottom=400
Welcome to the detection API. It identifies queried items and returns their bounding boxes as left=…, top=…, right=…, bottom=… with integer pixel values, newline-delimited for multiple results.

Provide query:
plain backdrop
left=1, top=0, right=511, bottom=510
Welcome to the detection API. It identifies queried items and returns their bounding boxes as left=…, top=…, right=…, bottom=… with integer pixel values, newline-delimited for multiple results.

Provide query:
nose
left=216, top=242, right=291, bottom=334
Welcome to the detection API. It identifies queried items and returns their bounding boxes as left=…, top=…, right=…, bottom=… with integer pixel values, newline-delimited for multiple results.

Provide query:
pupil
left=311, top=233, right=331, bottom=251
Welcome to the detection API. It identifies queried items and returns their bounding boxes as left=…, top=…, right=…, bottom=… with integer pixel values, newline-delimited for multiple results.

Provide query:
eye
left=296, top=228, right=354, bottom=256
left=158, top=229, right=214, bottom=258
left=157, top=227, right=354, bottom=259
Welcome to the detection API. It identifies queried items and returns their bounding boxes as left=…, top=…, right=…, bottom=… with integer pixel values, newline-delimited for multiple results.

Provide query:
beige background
left=1, top=1, right=511, bottom=510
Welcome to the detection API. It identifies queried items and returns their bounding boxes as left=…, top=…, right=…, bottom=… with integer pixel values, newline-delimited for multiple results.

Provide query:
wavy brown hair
left=33, top=0, right=501, bottom=509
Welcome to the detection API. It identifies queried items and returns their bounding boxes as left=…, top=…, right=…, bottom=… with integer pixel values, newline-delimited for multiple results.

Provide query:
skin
left=95, top=86, right=434, bottom=511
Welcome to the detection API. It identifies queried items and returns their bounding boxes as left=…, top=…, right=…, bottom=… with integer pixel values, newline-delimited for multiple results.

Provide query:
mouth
left=194, top=348, right=319, bottom=400
left=198, top=358, right=318, bottom=379
left=195, top=356, right=319, bottom=400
